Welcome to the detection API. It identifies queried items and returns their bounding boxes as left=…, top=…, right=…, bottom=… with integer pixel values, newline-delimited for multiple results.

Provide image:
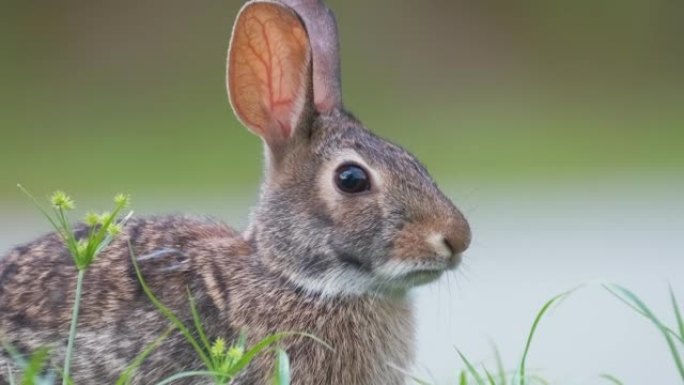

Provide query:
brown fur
left=0, top=217, right=412, bottom=384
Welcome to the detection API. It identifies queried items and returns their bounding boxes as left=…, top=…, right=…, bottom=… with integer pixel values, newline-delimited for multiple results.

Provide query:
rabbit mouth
left=374, top=256, right=462, bottom=289
left=399, top=269, right=444, bottom=285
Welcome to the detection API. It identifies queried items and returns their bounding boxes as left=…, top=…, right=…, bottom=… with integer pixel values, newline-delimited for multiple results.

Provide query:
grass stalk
left=670, top=285, right=684, bottom=343
left=605, top=283, right=684, bottom=382
left=599, top=373, right=624, bottom=385
left=6, top=363, right=16, bottom=385
left=128, top=244, right=211, bottom=367
left=456, top=349, right=486, bottom=385
left=517, top=289, right=574, bottom=385
left=273, top=347, right=291, bottom=385
left=154, top=370, right=219, bottom=385
left=62, top=269, right=85, bottom=385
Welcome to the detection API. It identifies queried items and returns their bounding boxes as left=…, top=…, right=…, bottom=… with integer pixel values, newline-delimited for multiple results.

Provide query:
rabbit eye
left=334, top=163, right=371, bottom=194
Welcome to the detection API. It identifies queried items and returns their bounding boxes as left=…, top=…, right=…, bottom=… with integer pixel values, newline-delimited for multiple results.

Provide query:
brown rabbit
left=0, top=1, right=471, bottom=384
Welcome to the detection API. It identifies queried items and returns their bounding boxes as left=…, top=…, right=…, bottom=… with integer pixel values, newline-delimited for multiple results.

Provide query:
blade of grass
left=456, top=349, right=486, bottom=385
left=273, top=347, right=290, bottom=385
left=187, top=288, right=211, bottom=355
left=599, top=373, right=624, bottom=385
left=36, top=371, right=57, bottom=385
left=115, top=326, right=175, bottom=385
left=604, top=284, right=684, bottom=382
left=94, top=211, right=133, bottom=256
left=87, top=206, right=125, bottom=259
left=62, top=269, right=85, bottom=385
left=483, top=367, right=497, bottom=385
left=1, top=343, right=26, bottom=368
left=606, top=285, right=684, bottom=345
left=129, top=243, right=211, bottom=367
left=518, top=289, right=575, bottom=385
left=226, top=332, right=331, bottom=378
left=62, top=375, right=74, bottom=385
left=236, top=331, right=247, bottom=352
left=21, top=347, right=49, bottom=385
left=16, top=185, right=60, bottom=232
left=154, top=370, right=218, bottom=385
left=7, top=363, right=16, bottom=385
left=385, top=363, right=431, bottom=385
left=491, top=343, right=506, bottom=385
left=670, top=285, right=684, bottom=341
left=459, top=370, right=468, bottom=385
left=54, top=207, right=77, bottom=255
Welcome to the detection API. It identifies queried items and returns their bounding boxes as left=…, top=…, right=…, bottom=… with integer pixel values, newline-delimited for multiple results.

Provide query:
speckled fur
left=0, top=1, right=470, bottom=384
left=0, top=214, right=413, bottom=384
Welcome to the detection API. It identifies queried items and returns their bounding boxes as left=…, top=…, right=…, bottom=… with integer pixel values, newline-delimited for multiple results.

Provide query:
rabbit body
left=0, top=1, right=470, bottom=384
left=0, top=216, right=412, bottom=385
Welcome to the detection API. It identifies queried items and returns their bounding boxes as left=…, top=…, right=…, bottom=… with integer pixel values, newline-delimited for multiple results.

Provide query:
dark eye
left=334, top=163, right=371, bottom=194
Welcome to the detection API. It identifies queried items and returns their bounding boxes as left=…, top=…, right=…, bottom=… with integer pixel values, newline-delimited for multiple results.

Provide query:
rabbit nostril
left=427, top=233, right=453, bottom=258
left=442, top=238, right=454, bottom=255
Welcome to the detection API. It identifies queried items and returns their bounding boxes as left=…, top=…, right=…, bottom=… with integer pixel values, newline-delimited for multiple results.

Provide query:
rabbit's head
left=227, top=0, right=470, bottom=296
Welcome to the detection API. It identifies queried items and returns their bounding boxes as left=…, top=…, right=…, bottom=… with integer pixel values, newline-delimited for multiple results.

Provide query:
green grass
left=605, top=284, right=684, bottom=381
left=406, top=284, right=684, bottom=385
left=16, top=188, right=132, bottom=384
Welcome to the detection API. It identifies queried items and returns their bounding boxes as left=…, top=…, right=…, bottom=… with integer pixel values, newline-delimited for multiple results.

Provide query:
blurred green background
left=1, top=0, right=682, bottom=203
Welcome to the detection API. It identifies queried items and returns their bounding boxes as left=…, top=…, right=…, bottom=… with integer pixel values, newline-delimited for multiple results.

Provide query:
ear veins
left=230, top=6, right=309, bottom=140
left=243, top=16, right=291, bottom=137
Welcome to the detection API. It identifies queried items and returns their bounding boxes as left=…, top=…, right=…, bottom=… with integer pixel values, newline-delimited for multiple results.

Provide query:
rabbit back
left=0, top=215, right=248, bottom=384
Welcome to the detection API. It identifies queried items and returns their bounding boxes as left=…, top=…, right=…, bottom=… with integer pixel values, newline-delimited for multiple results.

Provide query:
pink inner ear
left=245, top=17, right=308, bottom=139
left=228, top=2, right=311, bottom=145
left=243, top=29, right=293, bottom=138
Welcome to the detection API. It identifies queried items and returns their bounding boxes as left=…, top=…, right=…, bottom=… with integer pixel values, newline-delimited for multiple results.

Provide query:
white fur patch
left=375, top=259, right=420, bottom=279
left=427, top=232, right=452, bottom=258
left=292, top=258, right=449, bottom=297
left=289, top=266, right=376, bottom=297
left=375, top=259, right=446, bottom=280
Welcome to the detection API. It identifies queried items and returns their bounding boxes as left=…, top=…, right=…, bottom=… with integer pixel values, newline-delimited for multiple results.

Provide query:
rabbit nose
left=429, top=218, right=471, bottom=259
left=446, top=228, right=471, bottom=255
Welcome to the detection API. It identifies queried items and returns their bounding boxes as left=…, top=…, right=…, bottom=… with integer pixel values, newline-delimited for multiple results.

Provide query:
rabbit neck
left=229, top=256, right=416, bottom=385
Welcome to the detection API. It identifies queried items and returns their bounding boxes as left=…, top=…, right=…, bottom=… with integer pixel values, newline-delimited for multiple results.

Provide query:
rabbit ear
left=227, top=1, right=313, bottom=148
left=278, top=0, right=343, bottom=112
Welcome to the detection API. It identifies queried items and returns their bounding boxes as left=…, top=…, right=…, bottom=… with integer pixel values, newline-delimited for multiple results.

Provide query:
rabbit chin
left=394, top=269, right=444, bottom=286
left=372, top=260, right=451, bottom=291
left=288, top=259, right=451, bottom=298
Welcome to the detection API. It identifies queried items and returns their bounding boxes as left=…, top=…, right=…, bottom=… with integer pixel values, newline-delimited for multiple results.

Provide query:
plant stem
left=63, top=269, right=85, bottom=385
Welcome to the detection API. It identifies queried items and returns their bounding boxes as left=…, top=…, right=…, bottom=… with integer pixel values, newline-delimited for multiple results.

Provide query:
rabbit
left=0, top=0, right=471, bottom=384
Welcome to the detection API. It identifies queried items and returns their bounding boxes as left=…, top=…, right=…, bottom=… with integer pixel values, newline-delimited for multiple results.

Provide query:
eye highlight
left=334, top=163, right=371, bottom=194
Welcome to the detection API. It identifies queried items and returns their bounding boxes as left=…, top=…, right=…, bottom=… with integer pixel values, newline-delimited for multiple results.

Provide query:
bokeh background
left=1, top=0, right=683, bottom=383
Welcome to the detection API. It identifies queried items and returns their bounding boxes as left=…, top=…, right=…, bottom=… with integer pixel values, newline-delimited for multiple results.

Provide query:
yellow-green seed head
left=114, top=193, right=130, bottom=208
left=211, top=338, right=227, bottom=358
left=76, top=239, right=88, bottom=257
left=50, top=191, right=75, bottom=210
left=226, top=346, right=244, bottom=361
left=84, top=212, right=100, bottom=227
left=107, top=223, right=122, bottom=236
left=98, top=212, right=112, bottom=225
